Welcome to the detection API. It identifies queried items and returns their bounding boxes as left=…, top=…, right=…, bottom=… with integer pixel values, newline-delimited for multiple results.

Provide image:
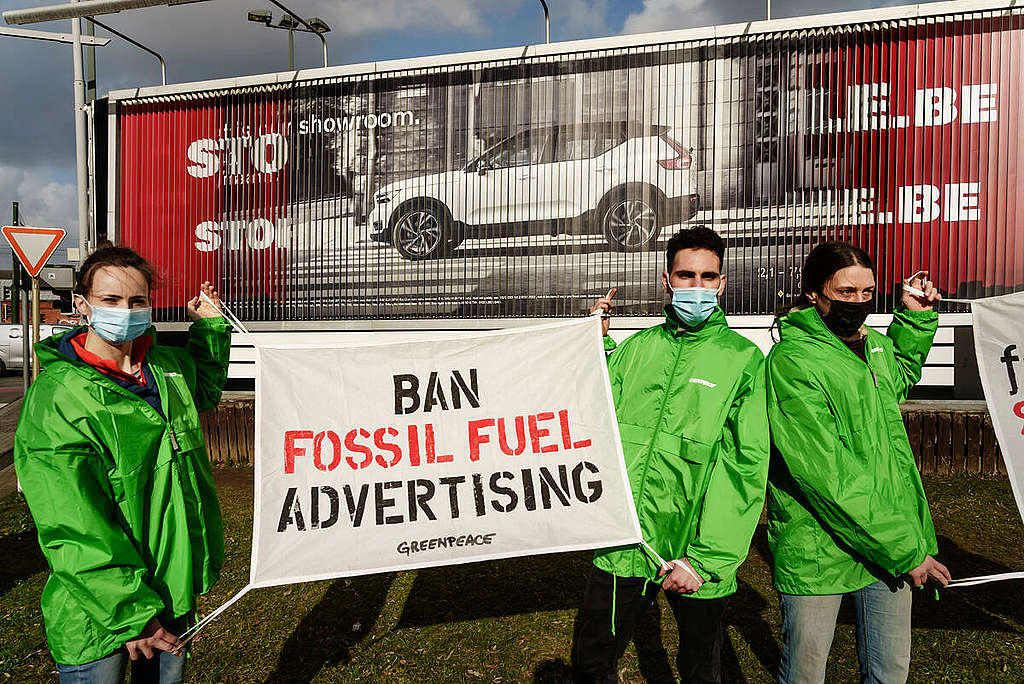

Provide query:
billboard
left=112, top=4, right=1024, bottom=321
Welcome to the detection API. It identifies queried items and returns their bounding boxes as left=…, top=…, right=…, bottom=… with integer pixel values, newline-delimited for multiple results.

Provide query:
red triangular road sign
left=2, top=225, right=67, bottom=278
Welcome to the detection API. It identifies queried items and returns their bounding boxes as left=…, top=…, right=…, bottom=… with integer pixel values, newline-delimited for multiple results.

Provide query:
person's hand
left=658, top=557, right=704, bottom=594
left=187, top=281, right=222, bottom=320
left=907, top=555, right=951, bottom=588
left=125, top=618, right=184, bottom=661
left=902, top=271, right=941, bottom=311
left=589, top=287, right=617, bottom=337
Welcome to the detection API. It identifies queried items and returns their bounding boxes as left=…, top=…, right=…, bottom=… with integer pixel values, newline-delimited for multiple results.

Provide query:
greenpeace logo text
left=397, top=533, right=496, bottom=556
left=689, top=378, right=717, bottom=388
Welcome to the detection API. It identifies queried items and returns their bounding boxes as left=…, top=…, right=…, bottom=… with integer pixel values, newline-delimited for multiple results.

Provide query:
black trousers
left=572, top=566, right=730, bottom=684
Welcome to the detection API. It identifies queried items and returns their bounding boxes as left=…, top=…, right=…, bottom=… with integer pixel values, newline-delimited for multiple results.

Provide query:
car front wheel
left=601, top=196, right=661, bottom=251
left=392, top=203, right=451, bottom=260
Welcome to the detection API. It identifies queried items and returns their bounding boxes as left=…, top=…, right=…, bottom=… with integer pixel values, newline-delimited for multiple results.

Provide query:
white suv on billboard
left=365, top=122, right=700, bottom=260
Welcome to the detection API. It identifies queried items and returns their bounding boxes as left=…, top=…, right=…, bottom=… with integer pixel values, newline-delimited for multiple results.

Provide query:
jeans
left=573, top=566, right=730, bottom=684
left=56, top=650, right=186, bottom=684
left=778, top=579, right=912, bottom=684
left=56, top=615, right=191, bottom=684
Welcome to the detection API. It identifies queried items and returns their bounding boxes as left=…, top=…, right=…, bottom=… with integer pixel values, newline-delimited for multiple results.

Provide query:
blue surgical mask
left=670, top=286, right=719, bottom=327
left=77, top=295, right=152, bottom=344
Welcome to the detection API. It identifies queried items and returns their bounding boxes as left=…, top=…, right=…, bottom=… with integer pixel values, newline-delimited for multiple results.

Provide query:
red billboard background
left=116, top=8, right=1023, bottom=320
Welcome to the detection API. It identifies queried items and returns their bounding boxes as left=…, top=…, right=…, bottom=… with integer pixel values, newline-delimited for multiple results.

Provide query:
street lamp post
left=0, top=25, right=108, bottom=44
left=247, top=5, right=330, bottom=70
left=3, top=0, right=212, bottom=24
left=539, top=0, right=549, bottom=44
left=86, top=17, right=167, bottom=85
left=71, top=1, right=89, bottom=259
left=4, top=0, right=213, bottom=262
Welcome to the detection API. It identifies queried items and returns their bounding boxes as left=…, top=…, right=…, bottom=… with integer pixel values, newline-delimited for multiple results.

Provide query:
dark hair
left=74, top=243, right=160, bottom=296
left=789, top=240, right=875, bottom=311
left=665, top=226, right=725, bottom=271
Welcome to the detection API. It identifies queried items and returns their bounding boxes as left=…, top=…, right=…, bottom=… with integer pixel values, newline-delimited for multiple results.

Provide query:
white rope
left=902, top=284, right=974, bottom=305
left=637, top=539, right=702, bottom=583
left=200, top=292, right=256, bottom=340
left=946, top=571, right=1024, bottom=588
left=175, top=584, right=252, bottom=651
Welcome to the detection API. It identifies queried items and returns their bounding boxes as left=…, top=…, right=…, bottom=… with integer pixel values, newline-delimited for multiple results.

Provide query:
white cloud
left=0, top=163, right=78, bottom=236
left=621, top=0, right=753, bottom=35
left=308, top=0, right=497, bottom=36
left=557, top=0, right=610, bottom=39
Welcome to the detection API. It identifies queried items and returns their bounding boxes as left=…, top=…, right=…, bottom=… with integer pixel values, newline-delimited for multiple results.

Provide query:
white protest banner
left=972, top=291, right=1024, bottom=521
left=942, top=290, right=1024, bottom=588
left=248, top=316, right=642, bottom=588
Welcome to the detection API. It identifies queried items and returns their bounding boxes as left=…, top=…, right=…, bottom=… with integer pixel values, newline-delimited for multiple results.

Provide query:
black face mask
left=818, top=297, right=871, bottom=338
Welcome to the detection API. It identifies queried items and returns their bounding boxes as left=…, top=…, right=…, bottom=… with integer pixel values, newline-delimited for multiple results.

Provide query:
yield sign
left=2, top=225, right=67, bottom=278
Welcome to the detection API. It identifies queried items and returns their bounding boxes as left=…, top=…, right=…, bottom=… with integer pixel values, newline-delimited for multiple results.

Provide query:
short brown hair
left=666, top=226, right=725, bottom=272
left=74, top=243, right=160, bottom=296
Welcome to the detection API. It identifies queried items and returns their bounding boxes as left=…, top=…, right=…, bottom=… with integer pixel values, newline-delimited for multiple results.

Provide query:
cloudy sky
left=0, top=0, right=945, bottom=265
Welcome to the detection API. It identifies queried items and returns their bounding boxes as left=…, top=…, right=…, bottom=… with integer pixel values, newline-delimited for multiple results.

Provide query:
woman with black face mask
left=765, top=241, right=951, bottom=684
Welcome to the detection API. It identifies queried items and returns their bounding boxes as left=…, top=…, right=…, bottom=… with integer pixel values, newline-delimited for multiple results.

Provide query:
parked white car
left=365, top=121, right=700, bottom=259
left=0, top=324, right=73, bottom=374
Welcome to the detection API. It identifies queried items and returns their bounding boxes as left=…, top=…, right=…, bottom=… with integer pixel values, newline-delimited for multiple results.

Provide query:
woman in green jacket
left=14, top=246, right=231, bottom=683
left=766, top=241, right=951, bottom=684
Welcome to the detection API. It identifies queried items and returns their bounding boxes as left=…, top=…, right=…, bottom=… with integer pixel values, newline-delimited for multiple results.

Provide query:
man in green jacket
left=572, top=227, right=770, bottom=684
left=15, top=246, right=230, bottom=683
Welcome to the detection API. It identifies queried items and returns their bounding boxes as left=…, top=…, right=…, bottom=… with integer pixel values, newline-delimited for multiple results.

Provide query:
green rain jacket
left=14, top=318, right=231, bottom=665
left=766, top=306, right=939, bottom=595
left=593, top=307, right=769, bottom=599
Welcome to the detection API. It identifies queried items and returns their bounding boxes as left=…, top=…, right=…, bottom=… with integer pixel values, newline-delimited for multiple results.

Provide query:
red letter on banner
left=284, top=430, right=314, bottom=474
left=344, top=428, right=374, bottom=469
left=529, top=412, right=559, bottom=454
left=468, top=418, right=496, bottom=462
left=559, top=409, right=592, bottom=449
left=313, top=430, right=342, bottom=471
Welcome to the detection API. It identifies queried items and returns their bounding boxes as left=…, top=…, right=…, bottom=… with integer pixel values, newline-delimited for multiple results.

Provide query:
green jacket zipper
left=631, top=325, right=688, bottom=577
left=61, top=357, right=183, bottom=456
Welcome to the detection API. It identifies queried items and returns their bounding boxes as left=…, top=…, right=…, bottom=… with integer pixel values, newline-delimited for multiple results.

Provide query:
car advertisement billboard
left=113, top=5, right=1023, bottom=321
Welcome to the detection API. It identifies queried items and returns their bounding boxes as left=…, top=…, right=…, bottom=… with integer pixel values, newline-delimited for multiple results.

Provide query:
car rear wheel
left=392, top=202, right=451, bottom=260
left=602, top=196, right=661, bottom=251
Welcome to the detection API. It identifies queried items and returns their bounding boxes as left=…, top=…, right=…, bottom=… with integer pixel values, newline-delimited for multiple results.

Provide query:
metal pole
left=31, top=278, right=40, bottom=381
left=288, top=28, right=293, bottom=70
left=86, top=17, right=166, bottom=85
left=84, top=17, right=96, bottom=100
left=10, top=203, right=19, bottom=325
left=767, top=0, right=771, bottom=21
left=539, top=0, right=549, bottom=43
left=4, top=0, right=215, bottom=25
left=0, top=26, right=109, bottom=44
left=71, top=2, right=90, bottom=260
left=265, top=0, right=326, bottom=67
left=21, top=292, right=29, bottom=391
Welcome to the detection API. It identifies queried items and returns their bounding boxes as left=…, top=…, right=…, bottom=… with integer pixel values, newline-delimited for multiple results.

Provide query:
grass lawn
left=2, top=472, right=1023, bottom=682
